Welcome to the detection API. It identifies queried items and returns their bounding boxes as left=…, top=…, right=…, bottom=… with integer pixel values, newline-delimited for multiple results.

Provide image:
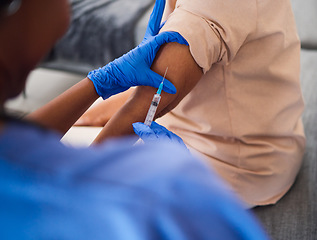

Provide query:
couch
left=41, top=0, right=154, bottom=74
left=42, top=0, right=317, bottom=239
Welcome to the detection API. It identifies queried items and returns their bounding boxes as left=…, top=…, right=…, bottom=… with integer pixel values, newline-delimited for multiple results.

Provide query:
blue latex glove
left=88, top=0, right=188, bottom=99
left=133, top=122, right=188, bottom=150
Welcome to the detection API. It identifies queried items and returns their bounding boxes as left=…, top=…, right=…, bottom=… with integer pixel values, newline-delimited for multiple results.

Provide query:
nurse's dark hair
left=0, top=0, right=13, bottom=9
left=0, top=0, right=21, bottom=17
left=0, top=0, right=11, bottom=16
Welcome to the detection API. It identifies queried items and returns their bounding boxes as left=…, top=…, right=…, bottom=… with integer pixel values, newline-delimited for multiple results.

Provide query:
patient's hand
left=93, top=41, right=203, bottom=144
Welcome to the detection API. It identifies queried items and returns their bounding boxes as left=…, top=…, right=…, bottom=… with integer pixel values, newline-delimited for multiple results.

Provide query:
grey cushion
left=252, top=49, right=317, bottom=240
left=291, top=0, right=317, bottom=49
left=42, top=0, right=153, bottom=74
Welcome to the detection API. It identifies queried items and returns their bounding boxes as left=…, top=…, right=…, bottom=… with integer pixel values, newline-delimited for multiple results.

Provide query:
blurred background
left=5, top=0, right=155, bottom=116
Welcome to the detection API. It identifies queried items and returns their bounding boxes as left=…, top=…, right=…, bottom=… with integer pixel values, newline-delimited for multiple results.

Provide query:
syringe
left=144, top=67, right=168, bottom=126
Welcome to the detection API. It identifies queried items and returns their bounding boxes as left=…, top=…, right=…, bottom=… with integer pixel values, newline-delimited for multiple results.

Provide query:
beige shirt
left=158, top=0, right=306, bottom=206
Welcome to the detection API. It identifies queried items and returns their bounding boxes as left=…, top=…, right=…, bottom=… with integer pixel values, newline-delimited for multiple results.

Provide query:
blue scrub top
left=0, top=121, right=269, bottom=239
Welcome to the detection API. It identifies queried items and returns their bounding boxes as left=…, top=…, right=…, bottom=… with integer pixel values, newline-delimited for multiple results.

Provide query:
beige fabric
left=158, top=0, right=306, bottom=206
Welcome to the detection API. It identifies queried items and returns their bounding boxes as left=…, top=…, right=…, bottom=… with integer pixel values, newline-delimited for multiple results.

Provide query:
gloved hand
left=88, top=0, right=188, bottom=99
left=133, top=122, right=188, bottom=150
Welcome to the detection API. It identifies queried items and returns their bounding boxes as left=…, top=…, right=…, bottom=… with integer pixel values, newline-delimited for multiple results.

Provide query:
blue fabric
left=0, top=121, right=269, bottom=240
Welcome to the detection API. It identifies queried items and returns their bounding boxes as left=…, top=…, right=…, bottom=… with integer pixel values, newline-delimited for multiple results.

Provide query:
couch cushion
left=291, top=0, right=317, bottom=49
left=42, top=0, right=153, bottom=74
left=253, top=49, right=317, bottom=240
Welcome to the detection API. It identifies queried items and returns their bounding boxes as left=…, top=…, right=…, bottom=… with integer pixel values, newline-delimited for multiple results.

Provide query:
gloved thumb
left=133, top=122, right=157, bottom=141
left=144, top=68, right=177, bottom=94
left=150, top=122, right=188, bottom=149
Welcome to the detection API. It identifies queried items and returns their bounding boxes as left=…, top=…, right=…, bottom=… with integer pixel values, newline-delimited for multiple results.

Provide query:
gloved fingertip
left=146, top=0, right=166, bottom=36
left=162, top=79, right=177, bottom=94
left=177, top=34, right=189, bottom=46
left=132, top=122, right=149, bottom=133
left=150, top=121, right=160, bottom=128
left=151, top=121, right=167, bottom=132
left=155, top=31, right=189, bottom=47
left=159, top=20, right=167, bottom=30
left=133, top=122, right=160, bottom=142
left=146, top=70, right=177, bottom=94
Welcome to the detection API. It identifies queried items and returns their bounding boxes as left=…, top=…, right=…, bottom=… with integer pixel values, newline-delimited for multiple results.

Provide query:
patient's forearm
left=75, top=88, right=133, bottom=127
left=93, top=87, right=156, bottom=143
left=93, top=42, right=203, bottom=144
left=27, top=78, right=99, bottom=135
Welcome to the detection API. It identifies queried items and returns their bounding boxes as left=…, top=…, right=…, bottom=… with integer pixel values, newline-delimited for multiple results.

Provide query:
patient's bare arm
left=93, top=42, right=203, bottom=144
left=75, top=89, right=133, bottom=127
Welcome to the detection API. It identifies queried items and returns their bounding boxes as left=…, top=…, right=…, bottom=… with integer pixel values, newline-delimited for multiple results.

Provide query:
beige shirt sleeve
left=158, top=0, right=306, bottom=206
left=161, top=0, right=257, bottom=73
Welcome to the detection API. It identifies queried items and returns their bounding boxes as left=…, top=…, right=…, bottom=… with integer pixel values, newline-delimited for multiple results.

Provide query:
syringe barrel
left=144, top=94, right=161, bottom=126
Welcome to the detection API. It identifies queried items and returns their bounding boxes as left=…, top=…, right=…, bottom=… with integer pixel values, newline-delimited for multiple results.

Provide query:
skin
left=27, top=78, right=100, bottom=134
left=1, top=0, right=202, bottom=145
left=75, top=0, right=179, bottom=128
left=75, top=0, right=176, bottom=127
left=93, top=42, right=203, bottom=144
left=0, top=0, right=100, bottom=135
left=89, top=0, right=203, bottom=144
left=75, top=89, right=134, bottom=127
left=0, top=0, right=70, bottom=104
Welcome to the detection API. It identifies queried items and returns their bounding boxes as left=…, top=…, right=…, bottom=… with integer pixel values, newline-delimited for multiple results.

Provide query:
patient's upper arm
left=93, top=41, right=203, bottom=143
left=134, top=41, right=203, bottom=118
